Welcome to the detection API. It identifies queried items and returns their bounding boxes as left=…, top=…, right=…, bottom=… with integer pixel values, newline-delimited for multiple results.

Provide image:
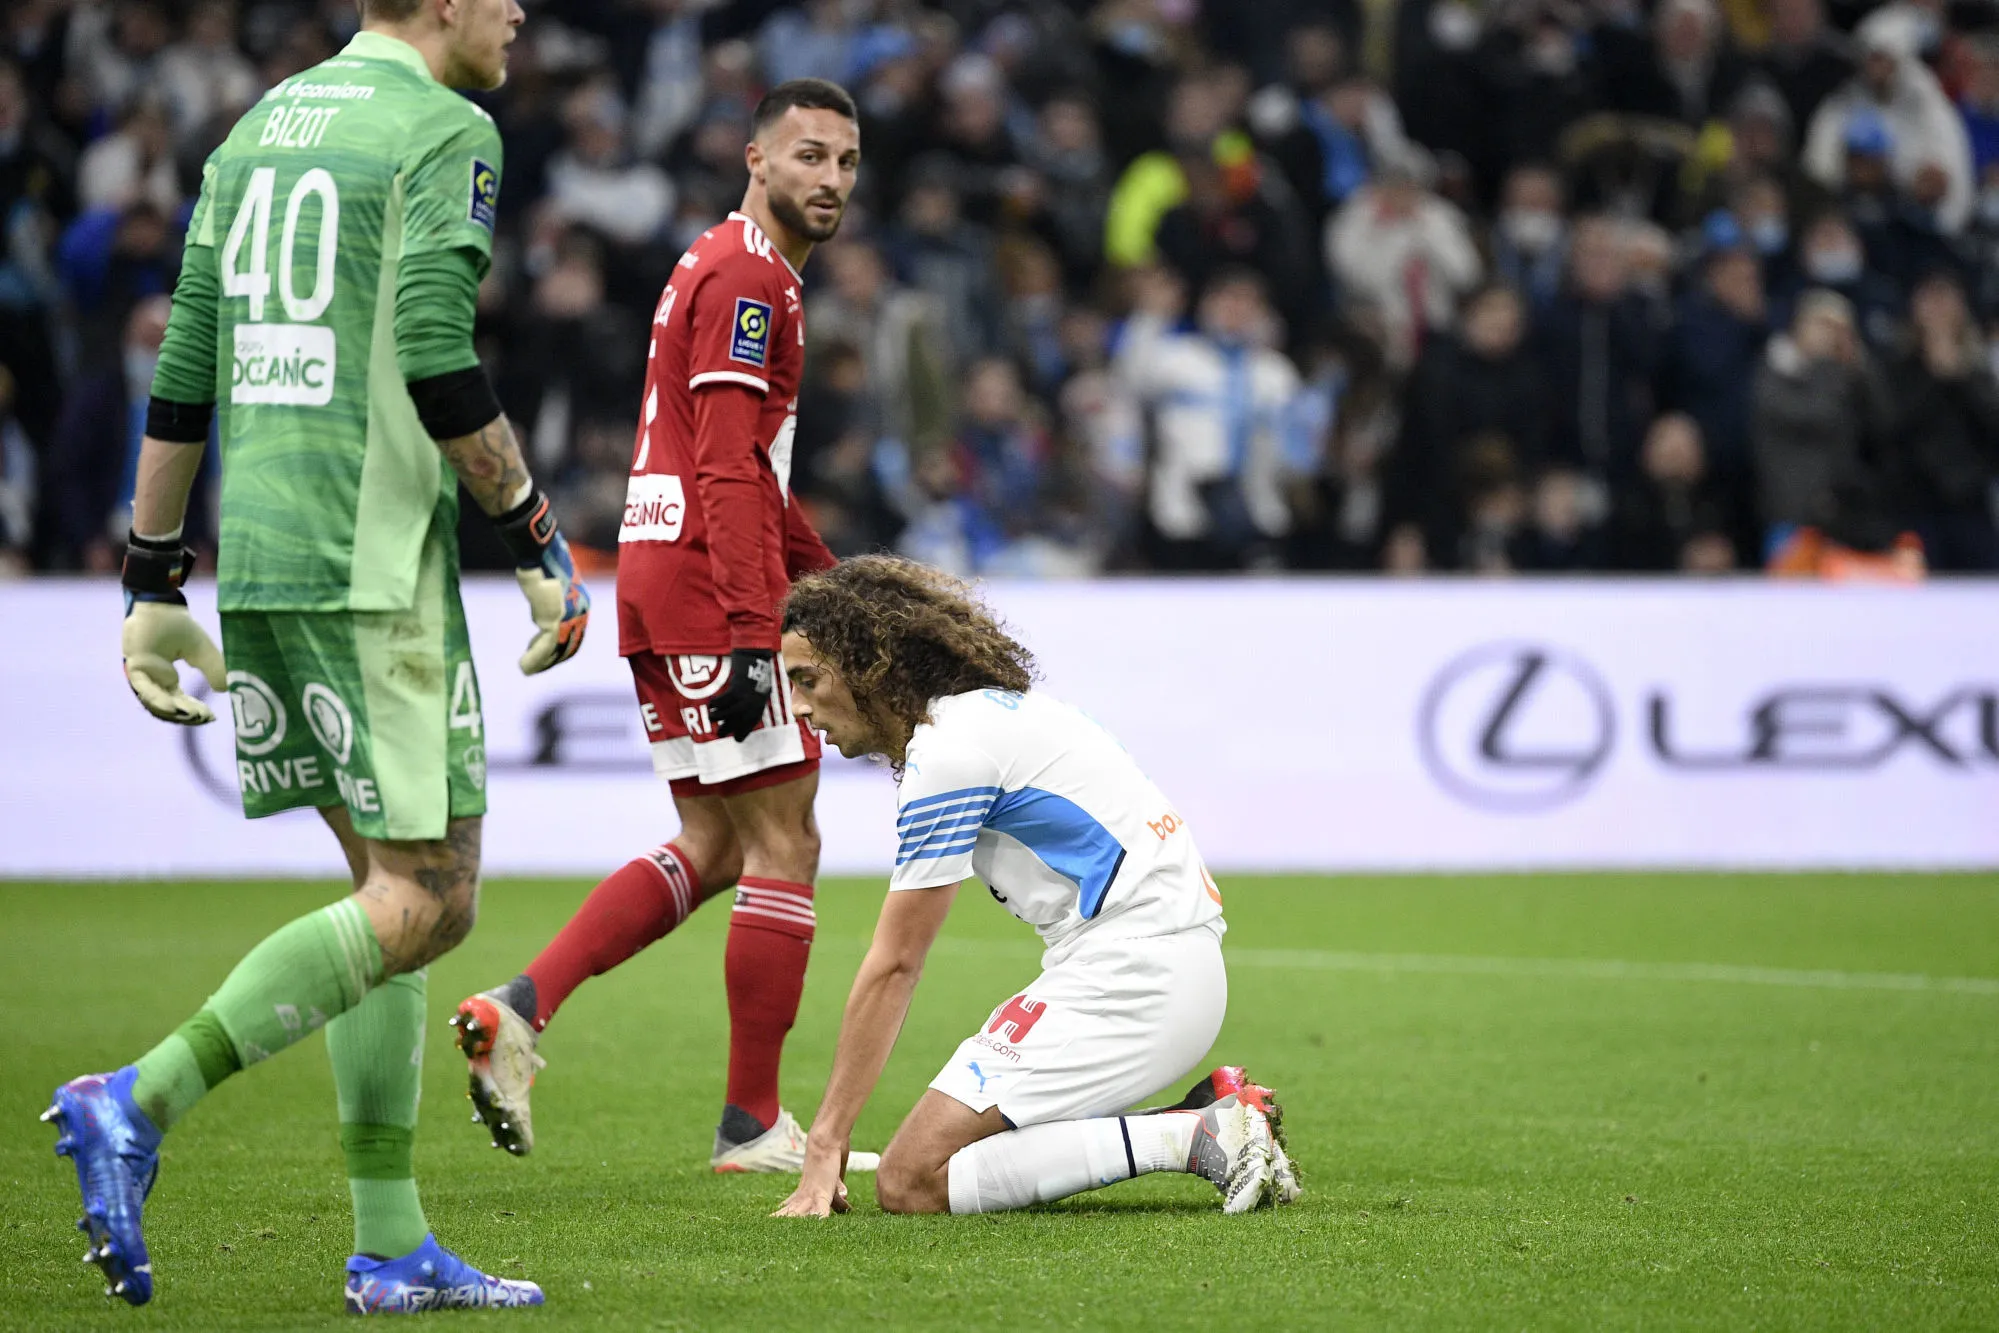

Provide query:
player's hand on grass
left=497, top=489, right=591, bottom=675
left=120, top=532, right=226, bottom=725
left=772, top=1142, right=850, bottom=1218
left=711, top=648, right=777, bottom=742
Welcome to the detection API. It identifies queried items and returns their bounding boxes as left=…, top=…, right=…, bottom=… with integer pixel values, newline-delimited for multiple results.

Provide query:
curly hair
left=781, top=556, right=1035, bottom=740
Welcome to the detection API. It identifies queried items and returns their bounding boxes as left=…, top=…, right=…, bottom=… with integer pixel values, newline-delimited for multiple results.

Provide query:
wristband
left=121, top=530, right=196, bottom=603
left=494, top=488, right=558, bottom=568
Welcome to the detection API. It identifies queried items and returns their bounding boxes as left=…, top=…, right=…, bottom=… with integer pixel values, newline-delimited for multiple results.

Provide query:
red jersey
left=618, top=212, right=822, bottom=655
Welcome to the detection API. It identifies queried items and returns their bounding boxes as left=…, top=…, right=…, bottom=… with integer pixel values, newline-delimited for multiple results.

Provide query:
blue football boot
left=344, top=1234, right=544, bottom=1314
left=44, top=1067, right=161, bottom=1306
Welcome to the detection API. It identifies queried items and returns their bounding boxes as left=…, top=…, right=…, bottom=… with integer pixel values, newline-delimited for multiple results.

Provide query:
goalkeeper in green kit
left=41, top=0, right=585, bottom=1314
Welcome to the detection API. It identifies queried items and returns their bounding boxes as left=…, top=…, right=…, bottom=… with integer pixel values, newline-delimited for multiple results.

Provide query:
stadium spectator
left=791, top=339, right=904, bottom=559
left=915, top=354, right=1091, bottom=577
left=1324, top=152, right=1482, bottom=371
left=46, top=293, right=172, bottom=571
left=1609, top=411, right=1744, bottom=570
left=1885, top=269, right=1999, bottom=568
left=68, top=0, right=173, bottom=124
left=544, top=77, right=674, bottom=246
left=1779, top=208, right=1905, bottom=344
left=1116, top=265, right=1304, bottom=570
left=1251, top=22, right=1414, bottom=226
left=928, top=54, right=1022, bottom=229
left=1752, top=0, right=1858, bottom=130
left=759, top=0, right=861, bottom=90
left=156, top=1, right=261, bottom=145
left=0, top=363, right=32, bottom=575
left=1022, top=92, right=1111, bottom=290
left=75, top=98, right=178, bottom=217
left=1103, top=72, right=1230, bottom=269
left=1533, top=217, right=1661, bottom=489
left=1660, top=239, right=1771, bottom=488
left=1597, top=0, right=1752, bottom=128
left=886, top=161, right=1002, bottom=363
left=1155, top=133, right=1316, bottom=340
left=1388, top=283, right=1546, bottom=571
left=1489, top=163, right=1570, bottom=310
left=1751, top=287, right=1894, bottom=550
left=1804, top=8, right=1974, bottom=233
left=807, top=239, right=952, bottom=456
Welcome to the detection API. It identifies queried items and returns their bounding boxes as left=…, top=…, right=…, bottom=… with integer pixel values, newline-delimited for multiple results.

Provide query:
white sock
left=944, top=1112, right=1202, bottom=1214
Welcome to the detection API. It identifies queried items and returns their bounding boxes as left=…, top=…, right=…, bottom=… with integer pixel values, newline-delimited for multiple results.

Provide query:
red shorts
left=628, top=650, right=821, bottom=798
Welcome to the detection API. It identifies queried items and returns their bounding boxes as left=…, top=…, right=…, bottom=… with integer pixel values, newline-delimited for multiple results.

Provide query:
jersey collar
left=730, top=211, right=803, bottom=282
left=340, top=31, right=437, bottom=83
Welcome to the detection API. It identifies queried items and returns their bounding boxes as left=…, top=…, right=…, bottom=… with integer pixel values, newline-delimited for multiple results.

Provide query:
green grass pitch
left=2, top=873, right=1996, bottom=1331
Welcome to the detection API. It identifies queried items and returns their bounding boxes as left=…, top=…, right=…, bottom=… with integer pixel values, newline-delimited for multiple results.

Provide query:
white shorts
left=929, top=925, right=1227, bottom=1128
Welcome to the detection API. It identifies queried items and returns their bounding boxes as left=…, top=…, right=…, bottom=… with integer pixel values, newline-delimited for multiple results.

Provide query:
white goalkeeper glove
left=495, top=489, right=591, bottom=675
left=120, top=533, right=226, bottom=725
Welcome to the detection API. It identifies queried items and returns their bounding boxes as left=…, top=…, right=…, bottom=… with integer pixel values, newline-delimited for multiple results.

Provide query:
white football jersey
left=889, top=689, right=1225, bottom=961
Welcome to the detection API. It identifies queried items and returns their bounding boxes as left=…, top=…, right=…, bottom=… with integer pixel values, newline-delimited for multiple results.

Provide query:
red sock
left=522, top=844, right=700, bottom=1031
left=724, top=877, right=816, bottom=1129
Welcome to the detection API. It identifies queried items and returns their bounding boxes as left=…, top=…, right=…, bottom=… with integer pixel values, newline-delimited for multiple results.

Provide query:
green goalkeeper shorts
left=218, top=535, right=487, bottom=842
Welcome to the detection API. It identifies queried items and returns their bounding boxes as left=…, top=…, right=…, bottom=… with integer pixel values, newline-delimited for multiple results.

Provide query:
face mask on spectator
left=1750, top=218, right=1788, bottom=255
left=1804, top=246, right=1863, bottom=284
left=1501, top=208, right=1562, bottom=254
left=1527, top=32, right=1576, bottom=77
left=1429, top=2, right=1482, bottom=52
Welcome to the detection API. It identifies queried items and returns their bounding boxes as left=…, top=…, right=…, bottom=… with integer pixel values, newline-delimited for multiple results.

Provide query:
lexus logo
left=1419, top=644, right=1615, bottom=811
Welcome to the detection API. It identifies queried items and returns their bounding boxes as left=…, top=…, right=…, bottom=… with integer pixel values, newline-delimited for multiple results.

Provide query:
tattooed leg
left=345, top=815, right=484, bottom=978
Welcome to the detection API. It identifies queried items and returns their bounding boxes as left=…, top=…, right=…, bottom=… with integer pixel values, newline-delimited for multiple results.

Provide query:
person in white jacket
left=1323, top=151, right=1483, bottom=370
left=1803, top=7, right=1974, bottom=234
left=1113, top=267, right=1306, bottom=567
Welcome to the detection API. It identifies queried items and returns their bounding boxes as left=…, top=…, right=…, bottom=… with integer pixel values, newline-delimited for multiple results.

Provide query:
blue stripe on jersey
left=896, top=834, right=982, bottom=866
left=898, top=811, right=988, bottom=849
left=897, top=800, right=997, bottom=837
left=897, top=786, right=1002, bottom=821
left=897, top=786, right=1002, bottom=865
left=985, top=787, right=1129, bottom=919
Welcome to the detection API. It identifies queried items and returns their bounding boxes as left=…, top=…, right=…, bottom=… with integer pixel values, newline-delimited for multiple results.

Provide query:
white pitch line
left=919, top=937, right=1999, bottom=997
left=1224, top=949, right=1999, bottom=996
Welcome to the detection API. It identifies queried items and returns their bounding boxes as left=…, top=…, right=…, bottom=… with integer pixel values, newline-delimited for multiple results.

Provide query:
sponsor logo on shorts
left=667, top=654, right=731, bottom=700
left=728, top=297, right=772, bottom=368
left=965, top=1061, right=1004, bottom=1094
left=970, top=1033, right=1025, bottom=1064
left=462, top=744, right=487, bottom=791
left=986, top=994, right=1048, bottom=1044
left=303, top=682, right=355, bottom=765
left=228, top=670, right=288, bottom=756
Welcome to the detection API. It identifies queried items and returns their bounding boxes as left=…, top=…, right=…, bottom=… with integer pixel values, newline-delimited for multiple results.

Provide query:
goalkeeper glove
left=710, top=648, right=777, bottom=743
left=495, top=488, right=591, bottom=675
left=120, top=531, right=226, bottom=725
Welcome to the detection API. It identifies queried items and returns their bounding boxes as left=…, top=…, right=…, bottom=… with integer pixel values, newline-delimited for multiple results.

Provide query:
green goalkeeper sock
left=328, top=970, right=430, bottom=1259
left=130, top=898, right=381, bottom=1131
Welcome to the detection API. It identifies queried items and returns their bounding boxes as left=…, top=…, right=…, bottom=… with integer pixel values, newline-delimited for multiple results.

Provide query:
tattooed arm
left=436, top=413, right=533, bottom=515
left=433, top=404, right=592, bottom=676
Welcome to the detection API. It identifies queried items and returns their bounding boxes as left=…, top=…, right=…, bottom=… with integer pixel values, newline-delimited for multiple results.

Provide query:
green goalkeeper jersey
left=150, top=32, right=501, bottom=612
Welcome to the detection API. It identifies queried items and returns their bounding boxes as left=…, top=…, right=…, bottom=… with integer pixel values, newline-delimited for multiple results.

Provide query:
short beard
left=769, top=188, right=843, bottom=243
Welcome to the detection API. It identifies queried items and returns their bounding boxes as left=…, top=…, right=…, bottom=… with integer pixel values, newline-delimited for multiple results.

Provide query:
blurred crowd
left=6, top=0, right=1999, bottom=579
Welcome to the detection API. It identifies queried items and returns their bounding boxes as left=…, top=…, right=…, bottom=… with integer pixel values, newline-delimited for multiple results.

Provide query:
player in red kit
left=451, top=79, right=870, bottom=1173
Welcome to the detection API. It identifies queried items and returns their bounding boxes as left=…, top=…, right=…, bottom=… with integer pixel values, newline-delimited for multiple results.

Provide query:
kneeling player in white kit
left=770, top=557, right=1301, bottom=1218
